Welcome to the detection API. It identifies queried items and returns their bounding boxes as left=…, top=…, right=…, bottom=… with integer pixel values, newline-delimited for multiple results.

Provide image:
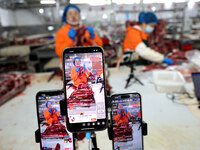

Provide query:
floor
left=0, top=68, right=200, bottom=150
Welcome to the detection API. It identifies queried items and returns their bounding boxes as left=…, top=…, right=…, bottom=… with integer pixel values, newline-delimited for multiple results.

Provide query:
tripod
left=125, top=61, right=144, bottom=88
left=119, top=51, right=144, bottom=88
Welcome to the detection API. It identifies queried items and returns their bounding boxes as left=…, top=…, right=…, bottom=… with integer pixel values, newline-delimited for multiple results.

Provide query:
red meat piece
left=0, top=72, right=31, bottom=105
left=77, top=132, right=86, bottom=141
left=50, top=108, right=55, bottom=117
left=74, top=26, right=87, bottom=46
left=67, top=83, right=95, bottom=106
left=42, top=120, right=68, bottom=138
left=167, top=50, right=186, bottom=60
left=55, top=143, right=60, bottom=150
left=78, top=66, right=84, bottom=79
left=77, top=83, right=91, bottom=89
left=113, top=122, right=132, bottom=141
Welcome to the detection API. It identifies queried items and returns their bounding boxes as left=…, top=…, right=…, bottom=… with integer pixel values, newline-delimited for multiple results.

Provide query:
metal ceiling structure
left=0, top=0, right=70, bottom=9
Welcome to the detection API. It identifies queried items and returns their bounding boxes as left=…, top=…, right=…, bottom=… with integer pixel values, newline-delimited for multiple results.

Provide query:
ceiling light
left=40, top=0, right=56, bottom=4
left=188, top=0, right=195, bottom=9
left=39, top=8, right=44, bottom=14
left=18, top=0, right=24, bottom=3
left=48, top=26, right=54, bottom=31
left=152, top=6, right=156, bottom=11
left=81, top=15, right=86, bottom=20
left=165, top=2, right=172, bottom=9
left=102, top=14, right=108, bottom=19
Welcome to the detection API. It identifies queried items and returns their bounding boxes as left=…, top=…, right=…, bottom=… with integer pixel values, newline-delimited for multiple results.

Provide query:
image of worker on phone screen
left=63, top=46, right=107, bottom=132
left=111, top=93, right=143, bottom=150
left=36, top=90, right=74, bottom=150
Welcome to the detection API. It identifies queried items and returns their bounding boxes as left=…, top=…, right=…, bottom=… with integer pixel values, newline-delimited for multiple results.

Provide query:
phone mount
left=60, top=99, right=100, bottom=150
left=35, top=129, right=41, bottom=143
left=35, top=97, right=147, bottom=150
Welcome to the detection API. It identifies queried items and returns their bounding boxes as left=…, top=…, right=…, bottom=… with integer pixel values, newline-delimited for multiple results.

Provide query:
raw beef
left=0, top=72, right=31, bottom=105
left=42, top=120, right=69, bottom=138
left=67, top=83, right=95, bottom=106
left=113, top=122, right=133, bottom=142
left=74, top=26, right=87, bottom=46
left=78, top=66, right=84, bottom=79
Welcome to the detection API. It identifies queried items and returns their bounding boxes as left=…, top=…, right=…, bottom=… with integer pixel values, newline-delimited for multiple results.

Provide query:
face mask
left=67, top=20, right=80, bottom=25
left=145, top=26, right=154, bottom=33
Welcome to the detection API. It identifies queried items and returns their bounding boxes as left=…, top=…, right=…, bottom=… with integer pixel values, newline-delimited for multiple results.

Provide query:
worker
left=71, top=57, right=91, bottom=85
left=55, top=4, right=103, bottom=64
left=117, top=11, right=173, bottom=67
left=44, top=101, right=60, bottom=124
left=114, top=103, right=131, bottom=126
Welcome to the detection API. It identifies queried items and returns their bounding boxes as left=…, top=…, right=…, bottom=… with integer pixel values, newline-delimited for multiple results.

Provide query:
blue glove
left=68, top=27, right=76, bottom=41
left=75, top=67, right=79, bottom=73
left=83, top=64, right=86, bottom=71
left=118, top=109, right=121, bottom=114
left=86, top=26, right=95, bottom=39
left=55, top=107, right=57, bottom=111
left=48, top=108, right=51, bottom=113
left=124, top=108, right=127, bottom=113
left=163, top=57, right=174, bottom=65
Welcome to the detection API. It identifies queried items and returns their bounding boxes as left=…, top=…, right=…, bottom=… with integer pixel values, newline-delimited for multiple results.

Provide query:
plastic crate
left=185, top=50, right=200, bottom=69
left=152, top=70, right=186, bottom=93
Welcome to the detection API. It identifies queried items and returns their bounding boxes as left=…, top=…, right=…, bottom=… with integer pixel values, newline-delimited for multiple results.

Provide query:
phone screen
left=36, top=90, right=74, bottom=150
left=111, top=93, right=143, bottom=150
left=63, top=46, right=107, bottom=132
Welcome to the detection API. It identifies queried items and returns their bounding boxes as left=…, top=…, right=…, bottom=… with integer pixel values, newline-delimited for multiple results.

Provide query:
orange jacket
left=137, top=109, right=141, bottom=117
left=116, top=26, right=149, bottom=67
left=55, top=24, right=103, bottom=63
left=114, top=109, right=131, bottom=126
left=71, top=66, right=90, bottom=85
left=44, top=108, right=60, bottom=124
left=123, top=26, right=149, bottom=51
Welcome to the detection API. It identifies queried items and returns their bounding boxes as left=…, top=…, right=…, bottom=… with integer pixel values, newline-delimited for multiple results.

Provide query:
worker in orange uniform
left=44, top=101, right=60, bottom=124
left=114, top=103, right=131, bottom=126
left=116, top=12, right=173, bottom=67
left=55, top=4, right=103, bottom=64
left=71, top=57, right=91, bottom=86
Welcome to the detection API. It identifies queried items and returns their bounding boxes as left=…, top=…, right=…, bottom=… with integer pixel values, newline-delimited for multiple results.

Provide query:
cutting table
left=0, top=67, right=200, bottom=150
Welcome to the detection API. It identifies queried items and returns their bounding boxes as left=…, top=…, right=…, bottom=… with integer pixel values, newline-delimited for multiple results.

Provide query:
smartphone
left=192, top=72, right=200, bottom=101
left=36, top=90, right=75, bottom=150
left=62, top=46, right=107, bottom=132
left=110, top=93, right=143, bottom=150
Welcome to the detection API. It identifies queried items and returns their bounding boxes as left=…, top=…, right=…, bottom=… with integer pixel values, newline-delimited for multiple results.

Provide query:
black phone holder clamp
left=107, top=120, right=148, bottom=140
left=59, top=99, right=101, bottom=150
left=90, top=132, right=100, bottom=150
left=35, top=129, right=41, bottom=143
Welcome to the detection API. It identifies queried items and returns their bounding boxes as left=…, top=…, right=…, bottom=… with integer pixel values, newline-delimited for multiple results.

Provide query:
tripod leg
left=134, top=77, right=144, bottom=86
left=125, top=74, right=134, bottom=88
left=125, top=77, right=131, bottom=88
left=125, top=81, right=129, bottom=88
